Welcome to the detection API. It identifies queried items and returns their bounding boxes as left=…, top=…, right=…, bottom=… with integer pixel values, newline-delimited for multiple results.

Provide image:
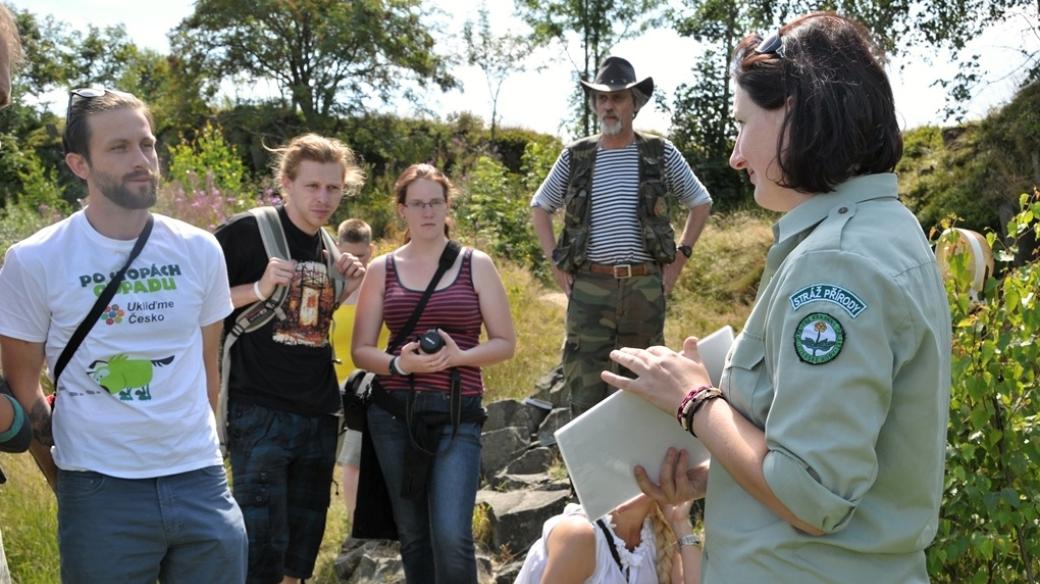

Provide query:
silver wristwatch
left=678, top=533, right=702, bottom=547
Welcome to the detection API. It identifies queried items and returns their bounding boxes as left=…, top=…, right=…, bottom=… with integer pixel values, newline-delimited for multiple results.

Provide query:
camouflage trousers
left=563, top=270, right=665, bottom=416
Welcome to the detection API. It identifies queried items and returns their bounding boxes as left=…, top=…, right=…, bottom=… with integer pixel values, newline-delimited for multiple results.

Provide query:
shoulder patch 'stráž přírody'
left=788, top=283, right=867, bottom=318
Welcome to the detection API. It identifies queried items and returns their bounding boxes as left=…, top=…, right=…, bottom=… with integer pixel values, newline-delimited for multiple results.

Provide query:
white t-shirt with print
left=0, top=211, right=233, bottom=478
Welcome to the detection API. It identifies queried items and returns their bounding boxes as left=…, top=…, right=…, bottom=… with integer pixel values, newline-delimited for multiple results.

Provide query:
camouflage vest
left=553, top=132, right=677, bottom=272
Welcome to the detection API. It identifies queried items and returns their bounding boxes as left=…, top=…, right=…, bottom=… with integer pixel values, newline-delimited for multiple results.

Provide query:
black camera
left=418, top=329, right=445, bottom=354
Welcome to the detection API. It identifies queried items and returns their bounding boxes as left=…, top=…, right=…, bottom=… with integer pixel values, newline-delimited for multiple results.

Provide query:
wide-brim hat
left=579, top=56, right=654, bottom=98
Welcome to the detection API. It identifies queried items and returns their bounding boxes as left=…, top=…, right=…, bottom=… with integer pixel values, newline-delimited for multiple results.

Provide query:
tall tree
left=515, top=0, right=663, bottom=136
left=463, top=4, right=533, bottom=141
left=173, top=0, right=457, bottom=128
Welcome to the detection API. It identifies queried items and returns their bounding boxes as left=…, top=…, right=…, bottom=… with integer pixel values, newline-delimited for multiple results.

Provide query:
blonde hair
left=270, top=133, right=365, bottom=195
left=650, top=505, right=677, bottom=582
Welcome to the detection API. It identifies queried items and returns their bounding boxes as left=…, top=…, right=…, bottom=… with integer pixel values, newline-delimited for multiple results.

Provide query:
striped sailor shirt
left=530, top=139, right=712, bottom=264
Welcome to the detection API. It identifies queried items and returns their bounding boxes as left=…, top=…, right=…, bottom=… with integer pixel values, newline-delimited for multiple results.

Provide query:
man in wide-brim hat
left=530, top=56, right=714, bottom=416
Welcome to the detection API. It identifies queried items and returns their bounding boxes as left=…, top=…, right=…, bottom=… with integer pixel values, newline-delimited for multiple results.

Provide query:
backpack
left=216, top=206, right=345, bottom=448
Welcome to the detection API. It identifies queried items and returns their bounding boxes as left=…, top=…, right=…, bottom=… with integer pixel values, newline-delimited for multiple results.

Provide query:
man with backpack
left=214, top=133, right=365, bottom=584
left=531, top=56, right=713, bottom=416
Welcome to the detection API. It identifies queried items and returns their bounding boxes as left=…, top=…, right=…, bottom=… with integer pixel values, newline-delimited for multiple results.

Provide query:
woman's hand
left=635, top=448, right=710, bottom=534
left=395, top=329, right=461, bottom=374
left=396, top=340, right=448, bottom=374
left=436, top=330, right=465, bottom=369
left=602, top=336, right=713, bottom=416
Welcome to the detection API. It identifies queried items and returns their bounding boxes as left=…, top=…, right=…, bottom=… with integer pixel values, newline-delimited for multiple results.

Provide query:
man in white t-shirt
left=0, top=89, right=246, bottom=582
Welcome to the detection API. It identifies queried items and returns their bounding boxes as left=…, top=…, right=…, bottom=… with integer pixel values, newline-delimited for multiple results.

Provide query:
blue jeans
left=367, top=391, right=483, bottom=584
left=56, top=465, right=247, bottom=584
left=228, top=400, right=338, bottom=584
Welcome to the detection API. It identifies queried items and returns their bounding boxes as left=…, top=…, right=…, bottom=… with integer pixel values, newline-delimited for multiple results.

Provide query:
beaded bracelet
left=678, top=385, right=713, bottom=431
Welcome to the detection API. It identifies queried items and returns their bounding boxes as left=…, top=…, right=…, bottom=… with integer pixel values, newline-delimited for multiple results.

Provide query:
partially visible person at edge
left=530, top=55, right=713, bottom=417
left=606, top=12, right=952, bottom=583
left=0, top=8, right=35, bottom=583
left=214, top=134, right=366, bottom=584
left=330, top=218, right=387, bottom=522
left=515, top=449, right=708, bottom=584
left=0, top=88, right=247, bottom=582
left=352, top=163, right=516, bottom=583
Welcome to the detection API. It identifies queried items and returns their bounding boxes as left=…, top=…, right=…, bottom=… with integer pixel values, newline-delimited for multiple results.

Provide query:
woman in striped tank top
left=351, top=163, right=516, bottom=583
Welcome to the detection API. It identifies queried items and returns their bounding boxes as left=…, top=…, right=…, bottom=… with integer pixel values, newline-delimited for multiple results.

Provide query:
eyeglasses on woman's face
left=403, top=198, right=447, bottom=211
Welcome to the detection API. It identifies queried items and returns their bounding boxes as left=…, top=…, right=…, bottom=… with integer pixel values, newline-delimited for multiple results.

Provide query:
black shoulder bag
left=53, top=216, right=154, bottom=393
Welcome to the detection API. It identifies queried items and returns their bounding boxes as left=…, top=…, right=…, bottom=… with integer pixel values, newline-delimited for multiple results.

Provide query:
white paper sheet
left=554, top=325, right=734, bottom=520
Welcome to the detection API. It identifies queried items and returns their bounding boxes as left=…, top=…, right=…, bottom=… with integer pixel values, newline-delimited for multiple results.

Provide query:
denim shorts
left=228, top=400, right=338, bottom=583
left=56, top=465, right=246, bottom=584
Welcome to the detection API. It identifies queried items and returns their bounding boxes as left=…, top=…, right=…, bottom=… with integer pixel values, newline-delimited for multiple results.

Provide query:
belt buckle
left=613, top=264, right=633, bottom=279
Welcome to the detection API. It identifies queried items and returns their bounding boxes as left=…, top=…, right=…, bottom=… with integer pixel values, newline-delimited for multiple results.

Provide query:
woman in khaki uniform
left=605, top=12, right=952, bottom=583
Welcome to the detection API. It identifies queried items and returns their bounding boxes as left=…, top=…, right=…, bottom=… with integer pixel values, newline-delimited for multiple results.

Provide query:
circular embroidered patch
left=794, top=312, right=845, bottom=365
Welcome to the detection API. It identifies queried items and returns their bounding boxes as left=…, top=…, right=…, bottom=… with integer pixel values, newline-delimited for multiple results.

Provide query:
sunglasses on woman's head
left=755, top=32, right=785, bottom=59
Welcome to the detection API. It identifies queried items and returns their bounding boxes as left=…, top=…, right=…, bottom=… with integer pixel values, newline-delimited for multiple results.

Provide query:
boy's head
left=337, top=218, right=374, bottom=267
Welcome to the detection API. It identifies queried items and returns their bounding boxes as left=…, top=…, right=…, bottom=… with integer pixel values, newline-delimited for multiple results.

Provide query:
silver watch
left=678, top=533, right=701, bottom=547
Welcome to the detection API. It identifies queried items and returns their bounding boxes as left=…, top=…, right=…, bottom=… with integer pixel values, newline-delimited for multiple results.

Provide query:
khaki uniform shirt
left=703, top=174, right=952, bottom=583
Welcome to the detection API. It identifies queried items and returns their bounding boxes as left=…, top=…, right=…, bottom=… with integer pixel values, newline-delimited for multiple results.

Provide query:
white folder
left=554, top=325, right=734, bottom=521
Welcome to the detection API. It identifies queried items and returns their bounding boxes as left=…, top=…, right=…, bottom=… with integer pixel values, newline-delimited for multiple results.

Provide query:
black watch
left=551, top=247, right=562, bottom=263
left=677, top=244, right=693, bottom=259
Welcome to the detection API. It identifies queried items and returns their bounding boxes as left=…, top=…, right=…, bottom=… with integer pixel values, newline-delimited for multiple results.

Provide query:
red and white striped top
left=378, top=248, right=485, bottom=396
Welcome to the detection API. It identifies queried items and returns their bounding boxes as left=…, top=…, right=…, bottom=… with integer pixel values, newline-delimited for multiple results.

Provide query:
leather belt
left=581, top=261, right=658, bottom=278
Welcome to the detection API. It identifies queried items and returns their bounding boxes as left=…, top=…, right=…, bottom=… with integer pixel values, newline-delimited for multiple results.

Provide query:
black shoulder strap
left=595, top=518, right=628, bottom=579
left=387, top=240, right=462, bottom=352
left=54, top=216, right=154, bottom=389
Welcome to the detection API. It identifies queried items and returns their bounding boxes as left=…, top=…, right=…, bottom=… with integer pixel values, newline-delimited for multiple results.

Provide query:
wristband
left=685, top=387, right=723, bottom=438
left=389, top=356, right=409, bottom=376
left=678, top=385, right=712, bottom=431
left=253, top=281, right=268, bottom=301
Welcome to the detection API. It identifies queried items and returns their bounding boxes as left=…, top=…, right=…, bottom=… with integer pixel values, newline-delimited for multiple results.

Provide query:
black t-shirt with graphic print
left=215, top=205, right=339, bottom=416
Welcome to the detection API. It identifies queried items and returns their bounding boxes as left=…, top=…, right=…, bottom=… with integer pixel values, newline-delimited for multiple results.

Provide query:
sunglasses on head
left=63, top=87, right=127, bottom=154
left=754, top=32, right=785, bottom=59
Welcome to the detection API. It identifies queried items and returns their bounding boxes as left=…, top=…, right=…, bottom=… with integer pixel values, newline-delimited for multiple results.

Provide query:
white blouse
left=514, top=503, right=659, bottom=584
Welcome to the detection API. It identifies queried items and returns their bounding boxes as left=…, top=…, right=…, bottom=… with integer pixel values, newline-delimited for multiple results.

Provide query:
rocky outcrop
left=335, top=365, right=574, bottom=582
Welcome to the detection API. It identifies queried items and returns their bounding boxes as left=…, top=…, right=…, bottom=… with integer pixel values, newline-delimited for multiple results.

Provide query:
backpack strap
left=217, top=207, right=291, bottom=448
left=319, top=226, right=345, bottom=304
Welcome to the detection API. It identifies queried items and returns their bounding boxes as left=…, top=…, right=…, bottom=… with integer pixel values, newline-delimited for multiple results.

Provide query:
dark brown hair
left=732, top=12, right=903, bottom=193
left=392, top=163, right=454, bottom=242
left=63, top=90, right=153, bottom=161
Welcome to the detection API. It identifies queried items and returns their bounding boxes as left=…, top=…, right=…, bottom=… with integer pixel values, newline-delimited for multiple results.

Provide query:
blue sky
left=17, top=0, right=1040, bottom=139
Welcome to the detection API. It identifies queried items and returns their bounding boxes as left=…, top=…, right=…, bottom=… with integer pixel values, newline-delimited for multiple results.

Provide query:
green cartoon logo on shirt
left=87, top=354, right=174, bottom=401
left=794, top=313, right=844, bottom=365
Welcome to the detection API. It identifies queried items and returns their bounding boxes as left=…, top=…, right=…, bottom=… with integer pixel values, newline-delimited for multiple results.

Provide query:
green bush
left=899, top=82, right=1040, bottom=236
left=167, top=123, right=249, bottom=197
left=0, top=201, right=64, bottom=259
left=930, top=191, right=1040, bottom=582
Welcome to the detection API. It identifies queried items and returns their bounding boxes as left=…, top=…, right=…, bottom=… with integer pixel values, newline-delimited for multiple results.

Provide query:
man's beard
left=96, top=170, right=157, bottom=210
left=600, top=116, right=623, bottom=136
